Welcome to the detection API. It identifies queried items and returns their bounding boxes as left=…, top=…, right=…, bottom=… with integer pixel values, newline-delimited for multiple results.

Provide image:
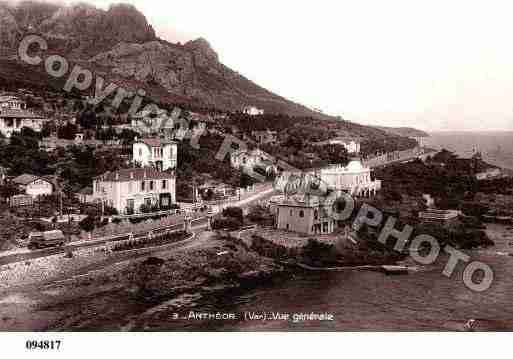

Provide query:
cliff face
left=0, top=2, right=157, bottom=56
left=0, top=4, right=19, bottom=48
left=0, top=1, right=324, bottom=117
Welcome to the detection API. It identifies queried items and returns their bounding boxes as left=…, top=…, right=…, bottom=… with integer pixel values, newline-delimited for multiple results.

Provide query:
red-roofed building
left=92, top=168, right=176, bottom=214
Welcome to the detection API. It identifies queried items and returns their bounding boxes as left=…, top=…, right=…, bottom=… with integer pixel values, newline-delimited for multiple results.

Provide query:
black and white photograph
left=0, top=0, right=512, bottom=356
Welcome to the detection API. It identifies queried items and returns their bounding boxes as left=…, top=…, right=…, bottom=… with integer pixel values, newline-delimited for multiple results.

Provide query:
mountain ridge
left=0, top=1, right=425, bottom=144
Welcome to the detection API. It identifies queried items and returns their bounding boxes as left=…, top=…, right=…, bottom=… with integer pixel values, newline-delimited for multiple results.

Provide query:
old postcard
left=0, top=0, right=511, bottom=356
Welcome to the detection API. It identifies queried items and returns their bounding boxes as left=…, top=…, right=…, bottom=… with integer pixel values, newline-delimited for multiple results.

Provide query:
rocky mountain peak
left=104, top=3, right=156, bottom=43
left=185, top=37, right=219, bottom=65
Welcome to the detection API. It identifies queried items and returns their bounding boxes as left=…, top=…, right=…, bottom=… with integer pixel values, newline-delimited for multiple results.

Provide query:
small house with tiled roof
left=12, top=174, right=53, bottom=197
left=92, top=167, right=176, bottom=214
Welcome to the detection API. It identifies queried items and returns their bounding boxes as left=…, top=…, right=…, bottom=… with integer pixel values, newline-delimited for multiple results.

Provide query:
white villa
left=274, top=159, right=382, bottom=235
left=93, top=168, right=176, bottom=214
left=0, top=95, right=48, bottom=138
left=316, top=159, right=381, bottom=197
left=242, top=106, right=264, bottom=116
left=230, top=148, right=277, bottom=175
left=133, top=138, right=178, bottom=171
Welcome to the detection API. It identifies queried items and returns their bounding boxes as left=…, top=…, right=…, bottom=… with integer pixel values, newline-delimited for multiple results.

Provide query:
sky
left=19, top=0, right=513, bottom=131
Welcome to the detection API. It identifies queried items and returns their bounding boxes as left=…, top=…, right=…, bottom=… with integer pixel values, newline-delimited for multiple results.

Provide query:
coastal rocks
left=126, top=238, right=282, bottom=301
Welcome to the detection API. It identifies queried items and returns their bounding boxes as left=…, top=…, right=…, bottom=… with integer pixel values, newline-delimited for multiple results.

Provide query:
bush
left=302, top=238, right=338, bottom=265
left=103, top=206, right=119, bottom=216
left=223, top=206, right=243, bottom=223
left=79, top=215, right=96, bottom=232
left=212, top=217, right=242, bottom=231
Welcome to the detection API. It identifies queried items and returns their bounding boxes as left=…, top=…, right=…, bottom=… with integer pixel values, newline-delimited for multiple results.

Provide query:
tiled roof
left=96, top=168, right=175, bottom=182
left=12, top=174, right=43, bottom=185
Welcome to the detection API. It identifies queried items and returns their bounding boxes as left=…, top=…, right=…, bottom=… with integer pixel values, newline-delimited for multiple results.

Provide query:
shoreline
left=0, top=222, right=506, bottom=331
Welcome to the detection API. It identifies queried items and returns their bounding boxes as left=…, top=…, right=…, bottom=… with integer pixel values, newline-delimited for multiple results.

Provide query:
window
left=150, top=181, right=154, bottom=190
left=286, top=224, right=290, bottom=230
left=141, top=181, right=145, bottom=191
left=162, top=180, right=167, bottom=189
left=290, top=209, right=293, bottom=216
left=314, top=210, right=319, bottom=220
left=139, top=148, right=142, bottom=157
left=299, top=210, right=304, bottom=218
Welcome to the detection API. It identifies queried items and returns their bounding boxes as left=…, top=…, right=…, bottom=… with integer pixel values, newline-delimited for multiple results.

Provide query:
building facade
left=317, top=160, right=381, bottom=197
left=12, top=174, right=53, bottom=198
left=242, top=106, right=264, bottom=116
left=0, top=95, right=48, bottom=138
left=0, top=95, right=27, bottom=110
left=133, top=138, right=178, bottom=171
left=276, top=195, right=337, bottom=235
left=328, top=138, right=361, bottom=154
left=93, top=168, right=176, bottom=214
left=230, top=148, right=277, bottom=177
left=130, top=110, right=175, bottom=134
left=252, top=130, right=278, bottom=145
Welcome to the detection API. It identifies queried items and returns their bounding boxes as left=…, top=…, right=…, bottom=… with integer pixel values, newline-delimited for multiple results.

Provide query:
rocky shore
left=0, top=231, right=287, bottom=330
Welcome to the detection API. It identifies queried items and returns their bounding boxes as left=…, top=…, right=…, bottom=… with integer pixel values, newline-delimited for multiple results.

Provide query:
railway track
left=0, top=219, right=208, bottom=266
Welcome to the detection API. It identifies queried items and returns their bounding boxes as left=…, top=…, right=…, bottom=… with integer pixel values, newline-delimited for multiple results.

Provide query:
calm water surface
left=125, top=224, right=513, bottom=331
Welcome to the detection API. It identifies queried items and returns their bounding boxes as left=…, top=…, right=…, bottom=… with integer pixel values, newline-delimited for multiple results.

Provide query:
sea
left=424, top=131, right=513, bottom=170
left=119, top=224, right=513, bottom=331
left=116, top=131, right=513, bottom=331
left=46, top=131, right=513, bottom=331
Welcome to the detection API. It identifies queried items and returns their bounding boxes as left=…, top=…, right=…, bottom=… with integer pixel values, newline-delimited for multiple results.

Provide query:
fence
left=363, top=147, right=432, bottom=168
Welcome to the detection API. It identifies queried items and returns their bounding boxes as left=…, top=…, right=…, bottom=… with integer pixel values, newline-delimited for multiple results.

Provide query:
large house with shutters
left=92, top=168, right=176, bottom=214
left=133, top=138, right=178, bottom=171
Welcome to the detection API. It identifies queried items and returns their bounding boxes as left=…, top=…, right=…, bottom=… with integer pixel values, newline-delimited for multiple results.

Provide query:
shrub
left=79, top=215, right=96, bottom=232
left=223, top=206, right=243, bottom=223
left=212, top=217, right=242, bottom=231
